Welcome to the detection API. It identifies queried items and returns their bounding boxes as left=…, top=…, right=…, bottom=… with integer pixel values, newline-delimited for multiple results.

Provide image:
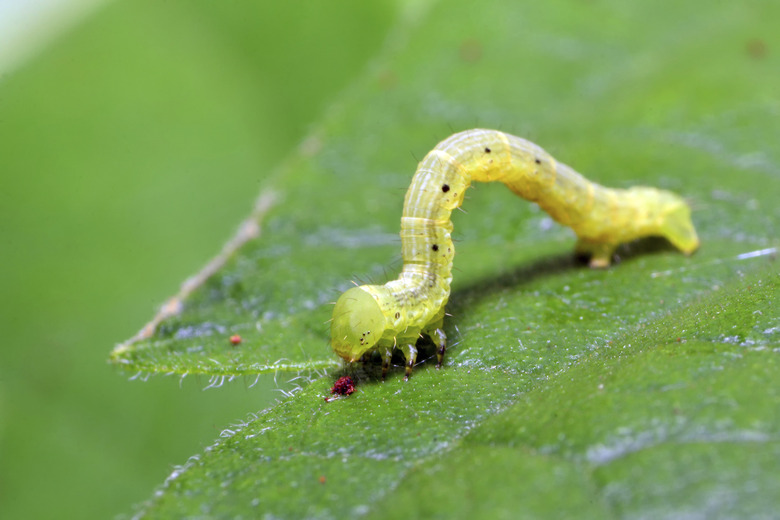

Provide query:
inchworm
left=331, top=129, right=699, bottom=379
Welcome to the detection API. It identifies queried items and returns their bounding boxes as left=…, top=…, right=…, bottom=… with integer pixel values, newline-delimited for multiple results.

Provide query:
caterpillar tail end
left=574, top=195, right=700, bottom=267
left=658, top=199, right=700, bottom=256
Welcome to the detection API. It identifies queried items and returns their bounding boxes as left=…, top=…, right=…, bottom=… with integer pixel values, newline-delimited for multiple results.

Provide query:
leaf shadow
left=332, top=236, right=680, bottom=385
left=448, top=236, right=680, bottom=318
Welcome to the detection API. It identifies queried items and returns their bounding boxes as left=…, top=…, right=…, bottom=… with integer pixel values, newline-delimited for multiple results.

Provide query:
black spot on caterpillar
left=331, top=129, right=699, bottom=379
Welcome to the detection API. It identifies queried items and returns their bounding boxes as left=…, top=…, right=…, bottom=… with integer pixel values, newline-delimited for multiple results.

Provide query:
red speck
left=229, top=334, right=242, bottom=345
left=330, top=376, right=355, bottom=397
left=319, top=475, right=327, bottom=484
left=746, top=38, right=767, bottom=59
left=459, top=38, right=483, bottom=63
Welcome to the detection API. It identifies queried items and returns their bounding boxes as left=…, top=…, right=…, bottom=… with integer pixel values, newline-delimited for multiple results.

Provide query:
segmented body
left=331, top=129, right=699, bottom=378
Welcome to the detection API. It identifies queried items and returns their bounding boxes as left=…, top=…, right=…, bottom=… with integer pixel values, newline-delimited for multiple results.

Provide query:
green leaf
left=112, top=0, right=780, bottom=517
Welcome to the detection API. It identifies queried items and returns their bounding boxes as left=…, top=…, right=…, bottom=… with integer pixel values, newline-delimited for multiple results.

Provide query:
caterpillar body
left=331, top=129, right=699, bottom=379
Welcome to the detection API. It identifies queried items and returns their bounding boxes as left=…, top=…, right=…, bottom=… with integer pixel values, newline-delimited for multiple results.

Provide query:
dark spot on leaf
left=746, top=38, right=768, bottom=59
left=459, top=39, right=483, bottom=63
left=442, top=184, right=450, bottom=193
left=376, top=69, right=398, bottom=90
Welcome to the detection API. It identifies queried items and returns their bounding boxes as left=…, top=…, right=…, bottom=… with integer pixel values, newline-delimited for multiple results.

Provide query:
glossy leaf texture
left=115, top=0, right=780, bottom=517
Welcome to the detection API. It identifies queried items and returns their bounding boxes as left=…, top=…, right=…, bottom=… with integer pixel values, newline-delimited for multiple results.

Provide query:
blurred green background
left=0, top=1, right=398, bottom=517
left=3, top=0, right=778, bottom=517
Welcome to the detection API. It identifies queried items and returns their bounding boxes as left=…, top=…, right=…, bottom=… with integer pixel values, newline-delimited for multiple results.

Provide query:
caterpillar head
left=331, top=287, right=386, bottom=362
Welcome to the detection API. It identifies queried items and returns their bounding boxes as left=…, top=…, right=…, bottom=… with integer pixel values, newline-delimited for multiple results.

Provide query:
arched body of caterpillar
left=331, top=129, right=699, bottom=379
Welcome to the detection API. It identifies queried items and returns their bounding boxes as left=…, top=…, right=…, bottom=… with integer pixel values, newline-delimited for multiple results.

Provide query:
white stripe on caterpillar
left=331, top=129, right=699, bottom=379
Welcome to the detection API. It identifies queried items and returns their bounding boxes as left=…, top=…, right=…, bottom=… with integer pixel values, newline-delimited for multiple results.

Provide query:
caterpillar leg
left=428, top=328, right=447, bottom=369
left=380, top=346, right=393, bottom=380
left=575, top=239, right=618, bottom=268
left=400, top=344, right=418, bottom=381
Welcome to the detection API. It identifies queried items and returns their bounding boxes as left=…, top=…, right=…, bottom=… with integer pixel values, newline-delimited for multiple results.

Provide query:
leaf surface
left=113, top=0, right=780, bottom=517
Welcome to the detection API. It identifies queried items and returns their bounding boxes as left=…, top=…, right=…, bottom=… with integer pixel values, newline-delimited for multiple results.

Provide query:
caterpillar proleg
left=331, top=129, right=699, bottom=379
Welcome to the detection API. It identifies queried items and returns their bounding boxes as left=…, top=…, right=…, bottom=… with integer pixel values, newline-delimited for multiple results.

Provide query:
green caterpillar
left=331, top=129, right=699, bottom=379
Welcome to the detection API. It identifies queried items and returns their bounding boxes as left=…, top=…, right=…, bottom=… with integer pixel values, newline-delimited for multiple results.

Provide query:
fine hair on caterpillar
left=331, top=129, right=699, bottom=380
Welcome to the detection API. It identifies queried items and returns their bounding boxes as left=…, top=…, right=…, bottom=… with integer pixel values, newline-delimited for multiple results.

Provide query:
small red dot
left=229, top=335, right=242, bottom=345
left=330, top=376, right=355, bottom=396
left=319, top=476, right=327, bottom=484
